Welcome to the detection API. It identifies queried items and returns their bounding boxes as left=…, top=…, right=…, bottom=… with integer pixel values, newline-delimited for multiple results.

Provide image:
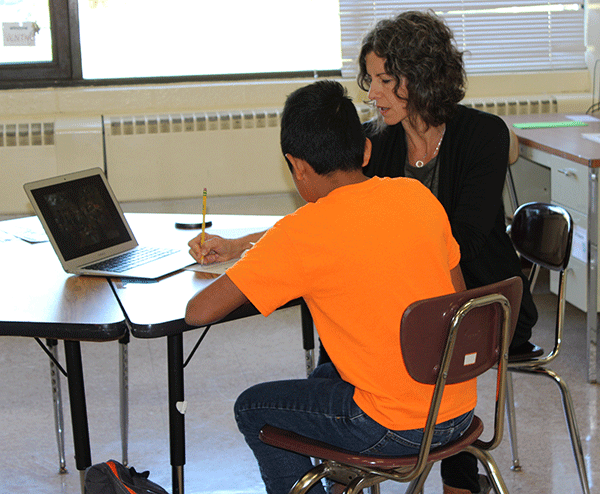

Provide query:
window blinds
left=339, top=1, right=586, bottom=77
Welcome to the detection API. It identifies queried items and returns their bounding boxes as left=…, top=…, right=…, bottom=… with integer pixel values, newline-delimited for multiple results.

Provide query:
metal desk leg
left=300, top=300, right=315, bottom=377
left=119, top=335, right=129, bottom=466
left=587, top=168, right=598, bottom=383
left=63, top=340, right=91, bottom=494
left=506, top=167, right=519, bottom=214
left=168, top=333, right=185, bottom=494
left=47, top=338, right=68, bottom=474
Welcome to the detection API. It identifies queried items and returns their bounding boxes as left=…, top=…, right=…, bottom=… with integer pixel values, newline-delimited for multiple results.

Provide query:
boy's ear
left=362, top=138, right=372, bottom=167
left=285, top=154, right=308, bottom=179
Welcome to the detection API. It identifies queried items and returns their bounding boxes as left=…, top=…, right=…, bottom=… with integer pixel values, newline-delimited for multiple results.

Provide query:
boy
left=185, top=80, right=472, bottom=494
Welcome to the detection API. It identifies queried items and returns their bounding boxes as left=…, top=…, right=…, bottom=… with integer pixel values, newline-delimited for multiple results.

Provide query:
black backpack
left=84, top=460, right=169, bottom=494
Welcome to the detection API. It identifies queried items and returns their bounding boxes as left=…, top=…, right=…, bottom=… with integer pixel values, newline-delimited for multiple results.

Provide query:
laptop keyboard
left=85, top=246, right=179, bottom=273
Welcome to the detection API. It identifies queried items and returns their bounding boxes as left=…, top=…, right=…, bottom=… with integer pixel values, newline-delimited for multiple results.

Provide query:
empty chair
left=504, top=201, right=590, bottom=494
left=259, top=277, right=523, bottom=494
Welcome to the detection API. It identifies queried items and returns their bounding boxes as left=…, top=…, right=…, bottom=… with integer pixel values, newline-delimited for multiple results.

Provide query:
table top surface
left=0, top=227, right=126, bottom=340
left=0, top=212, right=284, bottom=339
left=110, top=213, right=283, bottom=338
left=501, top=113, right=600, bottom=167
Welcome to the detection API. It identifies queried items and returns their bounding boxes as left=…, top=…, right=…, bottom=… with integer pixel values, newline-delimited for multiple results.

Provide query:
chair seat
left=259, top=416, right=483, bottom=470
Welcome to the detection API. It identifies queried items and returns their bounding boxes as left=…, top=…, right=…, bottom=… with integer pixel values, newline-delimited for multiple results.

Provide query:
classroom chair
left=504, top=201, right=590, bottom=494
left=259, top=276, right=523, bottom=494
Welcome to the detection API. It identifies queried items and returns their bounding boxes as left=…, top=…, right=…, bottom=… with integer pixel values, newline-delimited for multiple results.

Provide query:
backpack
left=84, top=459, right=169, bottom=494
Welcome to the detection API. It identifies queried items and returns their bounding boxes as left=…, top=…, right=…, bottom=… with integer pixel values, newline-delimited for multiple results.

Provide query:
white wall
left=1, top=7, right=598, bottom=214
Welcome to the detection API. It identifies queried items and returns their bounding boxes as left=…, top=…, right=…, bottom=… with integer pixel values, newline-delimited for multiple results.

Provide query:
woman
left=356, top=10, right=538, bottom=494
left=358, top=11, right=538, bottom=354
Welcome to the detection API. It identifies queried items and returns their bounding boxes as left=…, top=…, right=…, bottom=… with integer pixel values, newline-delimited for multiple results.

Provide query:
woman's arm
left=444, top=114, right=510, bottom=263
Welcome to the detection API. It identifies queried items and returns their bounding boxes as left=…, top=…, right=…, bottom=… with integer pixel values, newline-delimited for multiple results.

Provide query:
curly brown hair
left=357, top=10, right=466, bottom=128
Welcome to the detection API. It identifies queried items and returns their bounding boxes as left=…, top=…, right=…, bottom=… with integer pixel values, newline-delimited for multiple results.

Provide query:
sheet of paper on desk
left=582, top=133, right=600, bottom=145
left=572, top=225, right=587, bottom=263
left=184, top=226, right=268, bottom=274
left=186, top=258, right=239, bottom=275
left=0, top=216, right=48, bottom=243
left=0, top=230, right=16, bottom=243
left=567, top=115, right=600, bottom=123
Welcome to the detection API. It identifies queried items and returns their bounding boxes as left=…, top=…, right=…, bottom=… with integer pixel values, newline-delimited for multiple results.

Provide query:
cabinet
left=502, top=114, right=600, bottom=382
left=518, top=146, right=595, bottom=312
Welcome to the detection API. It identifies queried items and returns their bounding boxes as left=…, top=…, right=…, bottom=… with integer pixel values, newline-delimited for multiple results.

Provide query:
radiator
left=0, top=94, right=590, bottom=214
left=0, top=117, right=103, bottom=213
left=104, top=109, right=284, bottom=202
left=462, top=96, right=559, bottom=115
left=103, top=104, right=377, bottom=202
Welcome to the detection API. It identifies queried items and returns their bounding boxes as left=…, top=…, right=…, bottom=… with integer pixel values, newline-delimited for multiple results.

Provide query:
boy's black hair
left=280, top=80, right=366, bottom=175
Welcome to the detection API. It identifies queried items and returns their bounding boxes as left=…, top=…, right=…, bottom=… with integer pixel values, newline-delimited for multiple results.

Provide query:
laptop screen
left=29, top=173, right=133, bottom=261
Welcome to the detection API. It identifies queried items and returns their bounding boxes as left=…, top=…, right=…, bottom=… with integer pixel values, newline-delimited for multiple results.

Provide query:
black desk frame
left=0, top=320, right=126, bottom=490
left=118, top=292, right=310, bottom=494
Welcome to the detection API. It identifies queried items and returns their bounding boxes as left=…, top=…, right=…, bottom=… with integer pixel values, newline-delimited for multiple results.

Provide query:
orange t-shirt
left=227, top=177, right=476, bottom=430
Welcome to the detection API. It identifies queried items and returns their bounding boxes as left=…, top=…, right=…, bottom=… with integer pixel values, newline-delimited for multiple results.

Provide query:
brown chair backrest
left=401, top=277, right=523, bottom=385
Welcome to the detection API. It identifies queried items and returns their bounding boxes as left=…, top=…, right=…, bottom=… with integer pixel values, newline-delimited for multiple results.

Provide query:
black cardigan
left=364, top=105, right=537, bottom=345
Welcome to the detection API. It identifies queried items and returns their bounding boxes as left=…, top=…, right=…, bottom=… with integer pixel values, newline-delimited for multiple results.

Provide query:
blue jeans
left=234, top=363, right=474, bottom=494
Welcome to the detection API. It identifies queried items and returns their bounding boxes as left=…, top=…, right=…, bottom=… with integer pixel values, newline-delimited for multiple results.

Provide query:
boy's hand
left=188, top=233, right=238, bottom=264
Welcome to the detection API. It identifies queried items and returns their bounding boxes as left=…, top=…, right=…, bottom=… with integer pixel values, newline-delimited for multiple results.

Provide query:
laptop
left=24, top=168, right=194, bottom=279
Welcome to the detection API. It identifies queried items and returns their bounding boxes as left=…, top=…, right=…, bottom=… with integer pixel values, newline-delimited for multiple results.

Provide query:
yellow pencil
left=200, top=187, right=207, bottom=264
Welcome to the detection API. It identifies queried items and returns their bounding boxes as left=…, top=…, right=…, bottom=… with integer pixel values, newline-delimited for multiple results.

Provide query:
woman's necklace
left=413, top=126, right=446, bottom=168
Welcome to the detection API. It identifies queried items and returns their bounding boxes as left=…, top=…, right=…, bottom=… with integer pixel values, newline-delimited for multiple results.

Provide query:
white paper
left=566, top=114, right=600, bottom=123
left=3, top=22, right=38, bottom=47
left=572, top=225, right=587, bottom=263
left=0, top=216, right=48, bottom=243
left=0, top=230, right=16, bottom=243
left=582, top=133, right=600, bottom=145
left=186, top=258, right=239, bottom=275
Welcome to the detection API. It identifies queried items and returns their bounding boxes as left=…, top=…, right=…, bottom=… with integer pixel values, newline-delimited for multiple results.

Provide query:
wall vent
left=462, top=97, right=558, bottom=115
left=106, top=104, right=377, bottom=137
left=107, top=109, right=281, bottom=136
left=0, top=122, right=54, bottom=147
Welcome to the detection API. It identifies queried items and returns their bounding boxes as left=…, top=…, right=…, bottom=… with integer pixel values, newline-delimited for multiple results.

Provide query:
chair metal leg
left=289, top=462, right=330, bottom=494
left=119, top=338, right=129, bottom=466
left=344, top=475, right=382, bottom=494
left=509, top=366, right=591, bottom=494
left=539, top=368, right=590, bottom=494
left=504, top=372, right=522, bottom=471
left=466, top=446, right=509, bottom=494
left=404, top=462, right=434, bottom=494
left=367, top=485, right=381, bottom=494
left=505, top=167, right=519, bottom=214
left=47, top=339, right=67, bottom=474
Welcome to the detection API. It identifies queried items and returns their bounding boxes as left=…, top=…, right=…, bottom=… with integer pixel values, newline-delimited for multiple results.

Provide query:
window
left=0, top=0, right=587, bottom=88
left=1, top=0, right=73, bottom=83
left=77, top=0, right=341, bottom=80
left=340, top=1, right=586, bottom=77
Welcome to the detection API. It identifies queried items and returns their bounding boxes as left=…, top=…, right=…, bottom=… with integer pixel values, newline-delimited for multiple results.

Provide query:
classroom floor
left=0, top=193, right=598, bottom=494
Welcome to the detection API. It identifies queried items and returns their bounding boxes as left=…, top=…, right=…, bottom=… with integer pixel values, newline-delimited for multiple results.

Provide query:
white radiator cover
left=103, top=104, right=376, bottom=202
left=0, top=117, right=103, bottom=213
left=103, top=109, right=290, bottom=202
left=0, top=93, right=592, bottom=213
